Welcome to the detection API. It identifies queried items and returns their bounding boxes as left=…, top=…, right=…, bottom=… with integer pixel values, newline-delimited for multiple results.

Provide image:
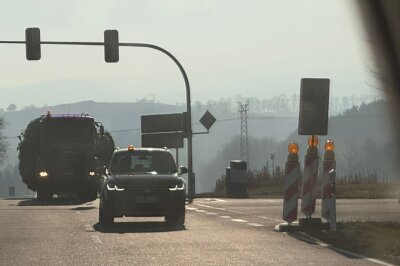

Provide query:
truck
left=18, top=112, right=115, bottom=201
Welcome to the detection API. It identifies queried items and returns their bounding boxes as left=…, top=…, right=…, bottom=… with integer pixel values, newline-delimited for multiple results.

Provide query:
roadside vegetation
left=214, top=168, right=400, bottom=199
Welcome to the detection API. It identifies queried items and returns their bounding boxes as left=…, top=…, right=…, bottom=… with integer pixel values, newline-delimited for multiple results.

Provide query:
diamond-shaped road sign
left=199, top=110, right=216, bottom=130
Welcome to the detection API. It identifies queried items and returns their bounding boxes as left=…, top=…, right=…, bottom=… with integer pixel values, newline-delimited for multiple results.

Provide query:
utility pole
left=238, top=102, right=249, bottom=168
left=270, top=152, right=276, bottom=180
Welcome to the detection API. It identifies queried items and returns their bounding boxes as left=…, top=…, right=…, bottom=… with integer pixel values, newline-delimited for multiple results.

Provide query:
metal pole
left=119, top=43, right=194, bottom=201
left=176, top=148, right=179, bottom=168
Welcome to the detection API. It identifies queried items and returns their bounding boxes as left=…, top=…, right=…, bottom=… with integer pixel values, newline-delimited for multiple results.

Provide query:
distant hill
left=3, top=99, right=394, bottom=193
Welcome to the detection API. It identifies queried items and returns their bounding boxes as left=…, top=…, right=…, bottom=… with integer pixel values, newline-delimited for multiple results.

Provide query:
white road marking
left=220, top=216, right=231, bottom=219
left=186, top=207, right=197, bottom=210
left=195, top=203, right=282, bottom=222
left=204, top=198, right=226, bottom=203
left=256, top=215, right=283, bottom=222
left=90, top=235, right=102, bottom=244
left=247, top=223, right=264, bottom=227
left=85, top=224, right=95, bottom=232
left=205, top=212, right=217, bottom=215
left=231, top=219, right=248, bottom=223
left=195, top=209, right=206, bottom=213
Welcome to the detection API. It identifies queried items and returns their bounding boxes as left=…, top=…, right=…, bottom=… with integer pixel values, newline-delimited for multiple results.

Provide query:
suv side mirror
left=179, top=166, right=188, bottom=175
left=97, top=165, right=107, bottom=175
left=99, top=125, right=105, bottom=135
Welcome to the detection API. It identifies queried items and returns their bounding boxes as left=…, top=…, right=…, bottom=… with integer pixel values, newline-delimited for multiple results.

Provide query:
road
left=0, top=197, right=398, bottom=266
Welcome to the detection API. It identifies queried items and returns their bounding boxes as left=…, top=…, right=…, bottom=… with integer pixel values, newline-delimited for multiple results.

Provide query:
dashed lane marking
left=186, top=207, right=197, bottom=210
left=231, top=219, right=248, bottom=223
left=90, top=235, right=102, bottom=244
left=247, top=223, right=264, bottom=227
left=195, top=209, right=206, bottom=213
left=220, top=216, right=231, bottom=219
left=205, top=212, right=217, bottom=215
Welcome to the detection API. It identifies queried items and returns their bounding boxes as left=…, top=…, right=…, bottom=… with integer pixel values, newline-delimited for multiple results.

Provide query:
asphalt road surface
left=0, top=197, right=398, bottom=266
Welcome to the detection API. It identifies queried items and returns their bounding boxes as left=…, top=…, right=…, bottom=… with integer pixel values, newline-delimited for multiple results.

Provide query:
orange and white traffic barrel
left=301, top=135, right=319, bottom=217
left=322, top=139, right=336, bottom=230
left=282, top=143, right=301, bottom=223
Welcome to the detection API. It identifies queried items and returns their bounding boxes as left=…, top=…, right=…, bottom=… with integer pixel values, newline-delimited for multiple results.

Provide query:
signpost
left=298, top=78, right=330, bottom=230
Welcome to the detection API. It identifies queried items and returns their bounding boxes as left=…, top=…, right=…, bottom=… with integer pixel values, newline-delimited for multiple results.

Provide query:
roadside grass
left=245, top=182, right=399, bottom=199
left=334, top=183, right=399, bottom=199
left=306, top=221, right=400, bottom=265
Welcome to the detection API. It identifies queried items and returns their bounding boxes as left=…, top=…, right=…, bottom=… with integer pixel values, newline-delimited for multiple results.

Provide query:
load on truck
left=18, top=112, right=115, bottom=201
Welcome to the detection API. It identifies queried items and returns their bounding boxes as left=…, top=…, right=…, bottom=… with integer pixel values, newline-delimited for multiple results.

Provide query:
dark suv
left=98, top=146, right=187, bottom=226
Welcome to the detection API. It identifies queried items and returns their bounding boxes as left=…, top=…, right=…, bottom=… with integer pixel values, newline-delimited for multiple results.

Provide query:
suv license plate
left=135, top=196, right=158, bottom=203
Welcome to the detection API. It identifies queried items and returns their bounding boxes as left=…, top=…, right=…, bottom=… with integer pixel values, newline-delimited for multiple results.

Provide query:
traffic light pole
left=119, top=43, right=194, bottom=202
left=0, top=38, right=195, bottom=202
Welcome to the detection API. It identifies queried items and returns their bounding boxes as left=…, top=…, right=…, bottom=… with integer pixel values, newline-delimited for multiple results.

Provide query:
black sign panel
left=141, top=113, right=184, bottom=134
left=141, top=132, right=184, bottom=148
left=298, top=78, right=330, bottom=135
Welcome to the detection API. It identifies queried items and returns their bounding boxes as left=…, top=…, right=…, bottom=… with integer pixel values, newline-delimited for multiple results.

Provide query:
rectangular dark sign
left=141, top=132, right=184, bottom=148
left=141, top=113, right=184, bottom=134
left=298, top=78, right=330, bottom=135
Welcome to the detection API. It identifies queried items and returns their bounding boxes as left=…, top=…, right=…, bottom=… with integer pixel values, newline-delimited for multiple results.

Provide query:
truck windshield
left=44, top=119, right=94, bottom=142
left=110, top=151, right=177, bottom=174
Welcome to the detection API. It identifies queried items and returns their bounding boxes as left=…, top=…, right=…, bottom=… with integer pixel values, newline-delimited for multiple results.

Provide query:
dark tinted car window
left=110, top=151, right=177, bottom=174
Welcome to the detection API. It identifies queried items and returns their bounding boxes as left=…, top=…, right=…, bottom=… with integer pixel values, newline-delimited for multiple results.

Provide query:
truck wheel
left=99, top=202, right=114, bottom=226
left=37, top=190, right=53, bottom=201
left=165, top=207, right=185, bottom=227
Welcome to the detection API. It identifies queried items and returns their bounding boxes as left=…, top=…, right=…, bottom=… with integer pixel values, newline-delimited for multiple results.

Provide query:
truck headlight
left=38, top=171, right=48, bottom=178
left=169, top=182, right=185, bottom=191
left=107, top=184, right=124, bottom=191
left=88, top=171, right=96, bottom=176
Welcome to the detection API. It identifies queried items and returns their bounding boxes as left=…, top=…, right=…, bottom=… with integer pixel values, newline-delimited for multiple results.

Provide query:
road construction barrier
left=321, top=139, right=337, bottom=230
left=301, top=135, right=319, bottom=217
left=282, top=143, right=301, bottom=223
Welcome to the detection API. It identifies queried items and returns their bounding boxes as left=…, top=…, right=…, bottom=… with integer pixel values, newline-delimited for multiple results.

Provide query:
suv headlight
left=106, top=183, right=125, bottom=191
left=169, top=182, right=185, bottom=191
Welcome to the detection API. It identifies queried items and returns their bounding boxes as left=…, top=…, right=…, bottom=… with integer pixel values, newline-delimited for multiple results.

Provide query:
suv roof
left=114, top=147, right=170, bottom=153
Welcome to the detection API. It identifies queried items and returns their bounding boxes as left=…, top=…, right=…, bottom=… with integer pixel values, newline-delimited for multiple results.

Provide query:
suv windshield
left=110, top=151, right=177, bottom=174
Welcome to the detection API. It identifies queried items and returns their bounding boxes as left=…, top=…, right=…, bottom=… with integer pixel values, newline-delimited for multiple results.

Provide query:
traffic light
left=104, top=30, right=119, bottom=63
left=25, top=28, right=41, bottom=60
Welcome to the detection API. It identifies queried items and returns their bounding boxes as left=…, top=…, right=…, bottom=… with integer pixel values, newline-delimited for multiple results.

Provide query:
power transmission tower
left=238, top=102, right=249, bottom=167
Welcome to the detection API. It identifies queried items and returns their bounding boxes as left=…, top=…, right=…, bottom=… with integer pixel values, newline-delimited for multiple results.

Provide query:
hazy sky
left=0, top=0, right=381, bottom=109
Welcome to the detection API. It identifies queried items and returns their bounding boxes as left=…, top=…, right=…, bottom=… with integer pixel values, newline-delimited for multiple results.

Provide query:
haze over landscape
left=0, top=0, right=381, bottom=109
